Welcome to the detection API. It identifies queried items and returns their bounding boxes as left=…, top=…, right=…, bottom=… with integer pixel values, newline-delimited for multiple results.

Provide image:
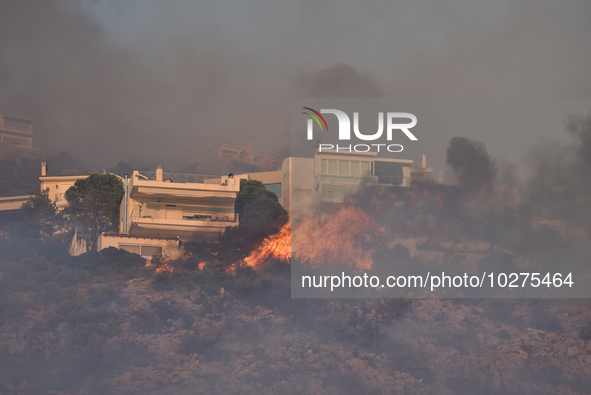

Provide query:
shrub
left=87, top=285, right=121, bottom=308
left=580, top=320, right=591, bottom=340
left=178, top=331, right=220, bottom=355
left=385, top=341, right=431, bottom=378
left=130, top=308, right=161, bottom=334
left=529, top=307, right=562, bottom=332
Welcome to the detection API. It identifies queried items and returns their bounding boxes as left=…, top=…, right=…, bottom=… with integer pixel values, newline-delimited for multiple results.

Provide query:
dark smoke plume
left=525, top=111, right=591, bottom=230
left=297, top=63, right=382, bottom=98
left=446, top=136, right=497, bottom=192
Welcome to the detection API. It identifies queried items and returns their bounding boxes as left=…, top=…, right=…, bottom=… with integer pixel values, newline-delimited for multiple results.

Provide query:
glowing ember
left=146, top=258, right=173, bottom=273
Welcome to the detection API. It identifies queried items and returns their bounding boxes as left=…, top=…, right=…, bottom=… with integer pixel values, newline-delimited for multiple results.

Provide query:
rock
left=554, top=342, right=568, bottom=354
left=492, top=370, right=501, bottom=388
left=567, top=346, right=579, bottom=357
left=347, top=358, right=367, bottom=371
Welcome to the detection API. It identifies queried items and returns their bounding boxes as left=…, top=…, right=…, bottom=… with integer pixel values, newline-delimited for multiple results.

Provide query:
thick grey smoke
left=525, top=111, right=591, bottom=229
left=446, top=136, right=497, bottom=192
left=565, top=112, right=591, bottom=167
left=297, top=63, right=382, bottom=98
left=2, top=1, right=591, bottom=171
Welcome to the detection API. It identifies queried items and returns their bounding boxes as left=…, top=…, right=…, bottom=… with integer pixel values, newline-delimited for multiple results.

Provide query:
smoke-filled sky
left=2, top=0, right=591, bottom=172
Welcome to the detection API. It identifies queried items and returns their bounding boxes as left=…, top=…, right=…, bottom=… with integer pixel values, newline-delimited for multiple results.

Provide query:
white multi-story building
left=119, top=166, right=240, bottom=242
left=281, top=149, right=432, bottom=221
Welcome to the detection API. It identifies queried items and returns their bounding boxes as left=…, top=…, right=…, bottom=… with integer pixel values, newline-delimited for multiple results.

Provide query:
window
left=351, top=162, right=360, bottom=175
left=141, top=246, right=162, bottom=257
left=266, top=183, right=282, bottom=197
left=339, top=161, right=349, bottom=175
left=120, top=244, right=140, bottom=254
left=361, top=162, right=370, bottom=175
left=328, top=160, right=338, bottom=175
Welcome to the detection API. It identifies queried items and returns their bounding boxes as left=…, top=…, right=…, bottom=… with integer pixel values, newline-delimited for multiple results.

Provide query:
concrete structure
left=410, top=152, right=434, bottom=182
left=119, top=166, right=240, bottom=242
left=197, top=141, right=282, bottom=174
left=0, top=194, right=33, bottom=211
left=0, top=115, right=40, bottom=159
left=38, top=162, right=90, bottom=210
left=98, top=233, right=181, bottom=259
left=281, top=150, right=433, bottom=221
left=0, top=195, right=33, bottom=238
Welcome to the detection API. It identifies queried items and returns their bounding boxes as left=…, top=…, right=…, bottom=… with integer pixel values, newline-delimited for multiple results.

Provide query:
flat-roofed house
left=281, top=149, right=434, bottom=221
left=38, top=162, right=90, bottom=210
left=118, top=166, right=240, bottom=242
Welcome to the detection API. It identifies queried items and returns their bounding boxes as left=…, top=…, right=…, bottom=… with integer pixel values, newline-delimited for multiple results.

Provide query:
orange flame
left=244, top=205, right=378, bottom=271
left=292, top=205, right=375, bottom=270
left=244, top=222, right=292, bottom=270
left=146, top=258, right=173, bottom=273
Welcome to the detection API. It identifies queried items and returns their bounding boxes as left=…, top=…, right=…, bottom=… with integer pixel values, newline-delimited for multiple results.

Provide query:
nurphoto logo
left=302, top=107, right=418, bottom=153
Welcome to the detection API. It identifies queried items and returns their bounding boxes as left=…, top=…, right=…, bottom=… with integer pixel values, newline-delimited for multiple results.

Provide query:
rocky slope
left=2, top=271, right=591, bottom=395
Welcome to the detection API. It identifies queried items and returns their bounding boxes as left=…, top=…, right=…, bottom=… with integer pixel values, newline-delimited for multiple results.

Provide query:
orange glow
left=244, top=222, right=292, bottom=270
left=405, top=186, right=446, bottom=208
left=244, top=205, right=378, bottom=271
left=146, top=258, right=173, bottom=273
left=292, top=205, right=375, bottom=270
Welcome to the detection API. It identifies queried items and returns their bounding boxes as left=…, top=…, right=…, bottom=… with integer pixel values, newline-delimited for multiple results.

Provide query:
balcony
left=376, top=175, right=403, bottom=185
left=54, top=192, right=69, bottom=209
left=126, top=209, right=238, bottom=241
left=129, top=171, right=239, bottom=204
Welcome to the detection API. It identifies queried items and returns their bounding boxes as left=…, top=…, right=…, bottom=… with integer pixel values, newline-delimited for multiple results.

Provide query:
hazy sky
left=2, top=0, right=591, bottom=172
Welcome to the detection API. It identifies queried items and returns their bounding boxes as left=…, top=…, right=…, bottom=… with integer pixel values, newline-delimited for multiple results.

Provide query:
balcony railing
left=133, top=210, right=238, bottom=223
left=181, top=213, right=239, bottom=223
left=136, top=171, right=221, bottom=184
left=377, top=175, right=403, bottom=185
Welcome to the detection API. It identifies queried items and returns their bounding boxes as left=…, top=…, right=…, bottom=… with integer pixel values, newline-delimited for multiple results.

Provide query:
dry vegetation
left=1, top=240, right=591, bottom=394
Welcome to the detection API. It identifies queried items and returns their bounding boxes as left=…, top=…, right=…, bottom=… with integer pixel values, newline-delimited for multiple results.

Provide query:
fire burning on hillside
left=146, top=257, right=174, bottom=273
left=244, top=222, right=292, bottom=270
left=244, top=205, right=381, bottom=271
left=242, top=179, right=520, bottom=275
